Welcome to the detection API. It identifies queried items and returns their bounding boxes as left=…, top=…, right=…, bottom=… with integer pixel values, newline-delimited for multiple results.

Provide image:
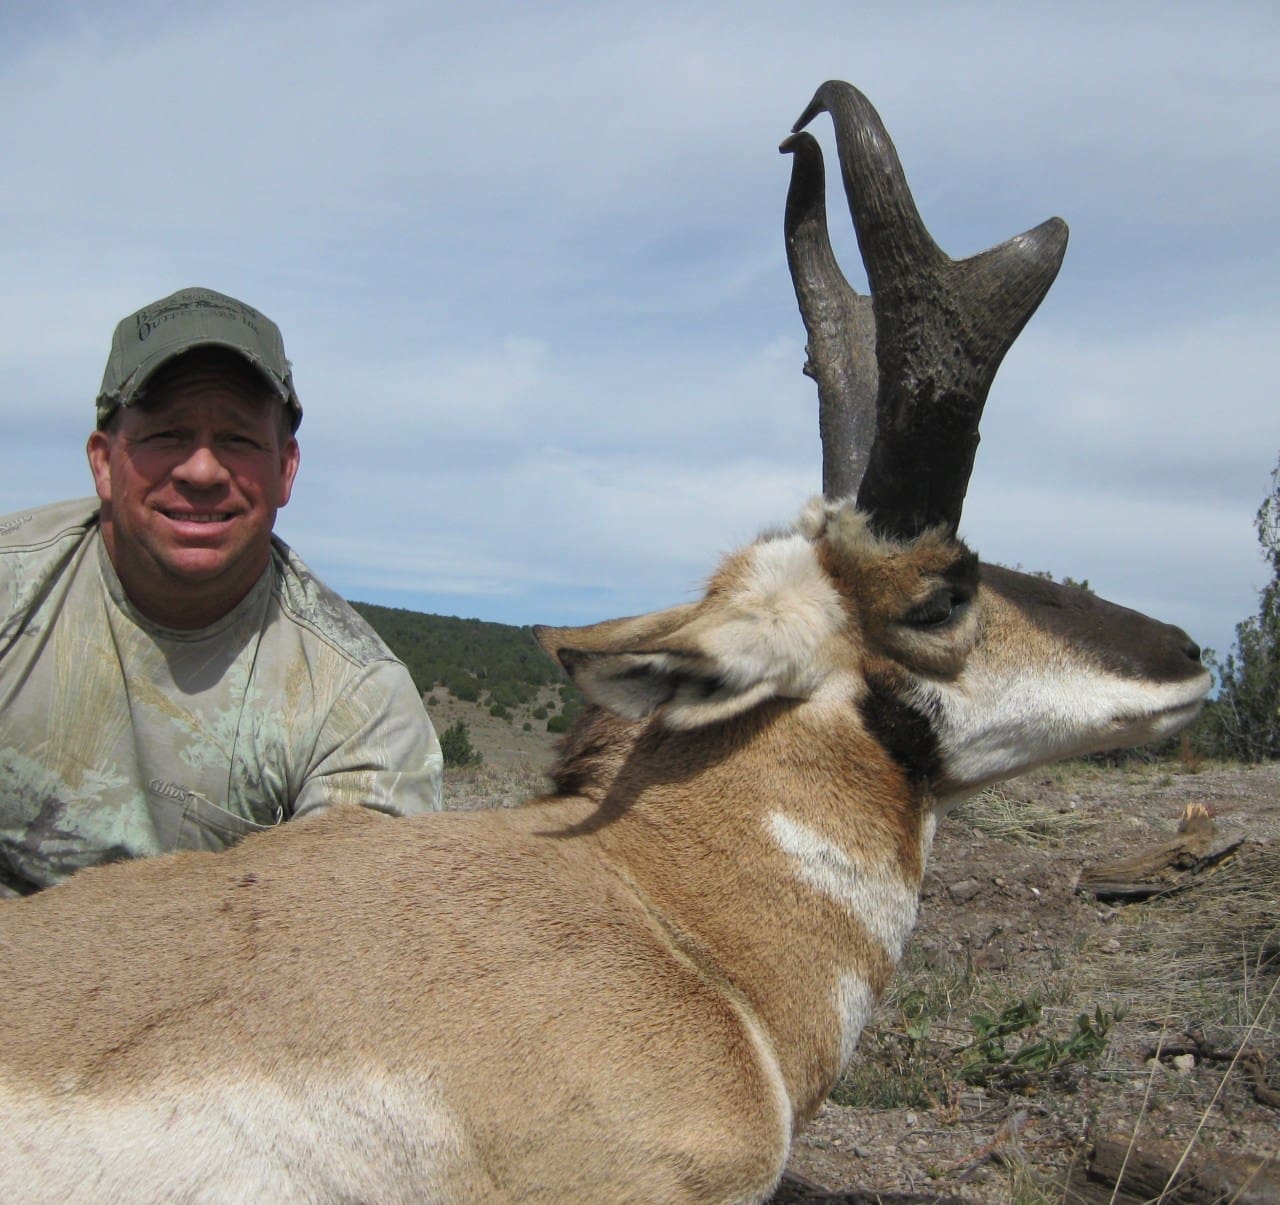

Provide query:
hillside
left=350, top=601, right=583, bottom=761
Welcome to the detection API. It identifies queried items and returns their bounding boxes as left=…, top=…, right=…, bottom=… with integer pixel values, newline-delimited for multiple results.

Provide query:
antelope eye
left=904, top=588, right=968, bottom=629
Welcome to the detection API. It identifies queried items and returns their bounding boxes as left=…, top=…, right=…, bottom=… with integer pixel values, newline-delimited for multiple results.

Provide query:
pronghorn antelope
left=1, top=83, right=1209, bottom=1203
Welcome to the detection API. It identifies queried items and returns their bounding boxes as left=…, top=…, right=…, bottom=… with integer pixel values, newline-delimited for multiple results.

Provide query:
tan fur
left=0, top=501, right=1209, bottom=1202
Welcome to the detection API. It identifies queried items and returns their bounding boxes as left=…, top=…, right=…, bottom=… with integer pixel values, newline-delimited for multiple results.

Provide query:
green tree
left=446, top=673, right=480, bottom=703
left=439, top=719, right=482, bottom=768
left=1202, top=455, right=1280, bottom=761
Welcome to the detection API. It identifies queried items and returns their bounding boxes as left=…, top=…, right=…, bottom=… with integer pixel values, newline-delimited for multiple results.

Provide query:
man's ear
left=86, top=430, right=113, bottom=504
left=277, top=436, right=300, bottom=508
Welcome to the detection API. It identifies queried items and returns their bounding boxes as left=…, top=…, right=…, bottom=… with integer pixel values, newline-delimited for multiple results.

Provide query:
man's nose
left=171, top=444, right=230, bottom=486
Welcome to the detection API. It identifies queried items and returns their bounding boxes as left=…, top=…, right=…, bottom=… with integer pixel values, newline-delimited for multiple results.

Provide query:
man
left=0, top=287, right=443, bottom=895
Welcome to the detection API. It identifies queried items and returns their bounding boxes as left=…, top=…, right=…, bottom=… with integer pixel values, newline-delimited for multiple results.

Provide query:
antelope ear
left=535, top=605, right=746, bottom=726
left=558, top=645, right=780, bottom=730
left=533, top=588, right=833, bottom=731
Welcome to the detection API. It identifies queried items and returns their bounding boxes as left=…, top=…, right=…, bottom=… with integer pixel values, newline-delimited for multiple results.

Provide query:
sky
left=1, top=1, right=1276, bottom=672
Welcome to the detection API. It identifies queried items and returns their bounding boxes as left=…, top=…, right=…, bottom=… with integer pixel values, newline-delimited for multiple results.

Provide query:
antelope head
left=538, top=81, right=1209, bottom=814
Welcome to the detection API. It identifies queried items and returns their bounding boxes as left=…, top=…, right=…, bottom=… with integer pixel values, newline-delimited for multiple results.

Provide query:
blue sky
left=2, top=1, right=1276, bottom=669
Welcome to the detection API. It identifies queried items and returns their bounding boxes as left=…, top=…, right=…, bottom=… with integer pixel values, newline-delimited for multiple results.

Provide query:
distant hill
left=350, top=602, right=583, bottom=731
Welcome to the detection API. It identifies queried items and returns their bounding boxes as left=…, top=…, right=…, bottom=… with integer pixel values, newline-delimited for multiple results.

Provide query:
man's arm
left=291, top=661, right=443, bottom=820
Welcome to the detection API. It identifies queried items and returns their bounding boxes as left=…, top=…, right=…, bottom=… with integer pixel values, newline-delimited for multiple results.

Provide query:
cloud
left=1, top=0, right=1276, bottom=673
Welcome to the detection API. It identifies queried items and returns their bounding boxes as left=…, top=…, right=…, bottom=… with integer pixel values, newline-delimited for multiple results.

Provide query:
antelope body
left=0, top=84, right=1211, bottom=1203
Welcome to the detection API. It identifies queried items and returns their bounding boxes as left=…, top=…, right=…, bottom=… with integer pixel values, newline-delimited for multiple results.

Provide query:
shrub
left=446, top=674, right=480, bottom=704
left=1200, top=453, right=1280, bottom=761
left=439, top=720, right=482, bottom=768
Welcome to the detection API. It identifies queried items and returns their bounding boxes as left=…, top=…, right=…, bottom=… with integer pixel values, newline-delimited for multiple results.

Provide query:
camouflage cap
left=95, top=287, right=303, bottom=432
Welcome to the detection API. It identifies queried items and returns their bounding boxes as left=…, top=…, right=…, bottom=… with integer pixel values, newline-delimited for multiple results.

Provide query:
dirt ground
left=780, top=759, right=1280, bottom=1203
left=441, top=716, right=1279, bottom=1204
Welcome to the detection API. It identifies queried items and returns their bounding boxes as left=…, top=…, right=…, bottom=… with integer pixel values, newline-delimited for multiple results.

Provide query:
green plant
left=1199, top=452, right=1280, bottom=761
left=958, top=998, right=1120, bottom=1091
left=439, top=719, right=482, bottom=768
left=447, top=674, right=481, bottom=704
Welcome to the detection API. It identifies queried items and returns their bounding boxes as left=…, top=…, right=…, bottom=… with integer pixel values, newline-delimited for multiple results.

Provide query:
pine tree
left=1203, top=455, right=1280, bottom=760
left=439, top=720, right=482, bottom=768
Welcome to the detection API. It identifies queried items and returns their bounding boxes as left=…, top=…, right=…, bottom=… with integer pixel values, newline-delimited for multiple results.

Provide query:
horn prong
left=785, top=81, right=1068, bottom=537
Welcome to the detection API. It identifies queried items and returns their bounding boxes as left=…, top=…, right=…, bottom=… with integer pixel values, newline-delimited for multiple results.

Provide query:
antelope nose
left=1177, top=630, right=1202, bottom=665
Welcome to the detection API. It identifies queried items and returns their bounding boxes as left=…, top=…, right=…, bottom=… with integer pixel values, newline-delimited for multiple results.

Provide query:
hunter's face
left=87, top=351, right=300, bottom=629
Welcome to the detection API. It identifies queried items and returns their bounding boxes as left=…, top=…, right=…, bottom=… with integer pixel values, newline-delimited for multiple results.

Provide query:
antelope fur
left=0, top=497, right=1209, bottom=1203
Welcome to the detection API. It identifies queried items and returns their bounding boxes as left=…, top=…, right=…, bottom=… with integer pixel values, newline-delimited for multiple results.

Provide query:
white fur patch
left=0, top=1069, right=470, bottom=1202
left=929, top=663, right=1212, bottom=799
left=794, top=495, right=862, bottom=542
left=919, top=809, right=940, bottom=860
left=767, top=813, right=919, bottom=962
left=700, top=535, right=845, bottom=697
left=835, top=973, right=877, bottom=1070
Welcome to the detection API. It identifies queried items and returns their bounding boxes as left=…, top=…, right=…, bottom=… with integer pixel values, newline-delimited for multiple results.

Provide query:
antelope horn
left=785, top=80, right=1069, bottom=538
left=780, top=129, right=877, bottom=500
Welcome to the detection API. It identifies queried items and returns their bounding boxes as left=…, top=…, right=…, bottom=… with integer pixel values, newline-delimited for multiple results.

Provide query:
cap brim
left=96, top=341, right=301, bottom=430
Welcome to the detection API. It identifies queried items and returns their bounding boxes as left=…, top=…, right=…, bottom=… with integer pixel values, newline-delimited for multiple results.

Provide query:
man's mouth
left=161, top=510, right=235, bottom=524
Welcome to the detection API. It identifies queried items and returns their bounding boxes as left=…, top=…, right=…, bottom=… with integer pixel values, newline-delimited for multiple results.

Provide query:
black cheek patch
left=859, top=673, right=943, bottom=785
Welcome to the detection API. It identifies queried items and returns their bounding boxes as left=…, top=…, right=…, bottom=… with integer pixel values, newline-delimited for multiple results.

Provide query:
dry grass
left=1082, top=841, right=1280, bottom=1032
left=952, top=786, right=1101, bottom=848
left=442, top=763, right=553, bottom=811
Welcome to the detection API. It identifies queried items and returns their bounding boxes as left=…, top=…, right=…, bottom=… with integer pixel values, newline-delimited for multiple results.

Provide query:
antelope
left=0, top=82, right=1209, bottom=1203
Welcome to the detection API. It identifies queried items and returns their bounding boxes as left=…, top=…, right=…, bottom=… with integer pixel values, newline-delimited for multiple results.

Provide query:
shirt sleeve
left=290, top=660, right=444, bottom=820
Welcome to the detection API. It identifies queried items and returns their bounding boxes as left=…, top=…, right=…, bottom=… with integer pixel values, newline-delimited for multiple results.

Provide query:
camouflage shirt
left=0, top=499, right=443, bottom=895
